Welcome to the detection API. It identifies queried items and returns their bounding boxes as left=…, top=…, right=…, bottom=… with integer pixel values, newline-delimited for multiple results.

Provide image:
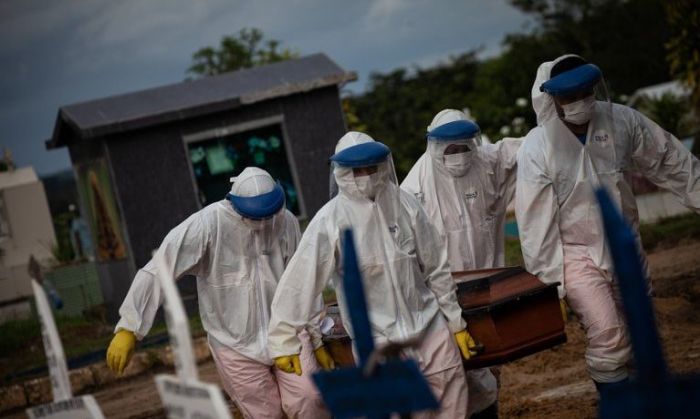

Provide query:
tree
left=346, top=0, right=676, bottom=181
left=636, top=93, right=697, bottom=139
left=350, top=52, right=481, bottom=178
left=509, top=0, right=671, bottom=96
left=664, top=0, right=700, bottom=154
left=187, top=28, right=299, bottom=78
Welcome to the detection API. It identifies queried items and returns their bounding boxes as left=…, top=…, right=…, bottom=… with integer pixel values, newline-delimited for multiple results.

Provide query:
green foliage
left=465, top=34, right=558, bottom=140
left=351, top=53, right=481, bottom=178
left=639, top=213, right=700, bottom=251
left=0, top=316, right=41, bottom=358
left=509, top=0, right=671, bottom=96
left=341, top=97, right=367, bottom=133
left=0, top=313, right=206, bottom=381
left=499, top=213, right=700, bottom=269
left=322, top=286, right=337, bottom=305
left=665, top=1, right=700, bottom=111
left=187, top=28, right=299, bottom=78
left=504, top=238, right=525, bottom=267
left=635, top=93, right=698, bottom=139
left=664, top=0, right=700, bottom=154
left=347, top=0, right=674, bottom=179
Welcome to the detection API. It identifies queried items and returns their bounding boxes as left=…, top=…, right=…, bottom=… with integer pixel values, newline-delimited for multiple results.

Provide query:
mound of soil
left=499, top=241, right=700, bottom=418
left=4, top=242, right=697, bottom=419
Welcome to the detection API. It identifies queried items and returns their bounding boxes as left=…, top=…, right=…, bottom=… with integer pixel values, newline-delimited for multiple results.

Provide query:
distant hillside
left=41, top=169, right=78, bottom=216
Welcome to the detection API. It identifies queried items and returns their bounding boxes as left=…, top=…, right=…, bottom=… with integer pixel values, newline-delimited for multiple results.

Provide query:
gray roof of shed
left=47, top=53, right=356, bottom=149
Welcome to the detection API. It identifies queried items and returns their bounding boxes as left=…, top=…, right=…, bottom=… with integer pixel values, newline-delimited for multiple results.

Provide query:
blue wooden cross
left=312, top=229, right=440, bottom=418
left=595, top=187, right=700, bottom=418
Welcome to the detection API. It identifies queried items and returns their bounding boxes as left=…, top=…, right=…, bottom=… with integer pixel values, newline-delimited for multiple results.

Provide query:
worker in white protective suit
left=515, top=54, right=700, bottom=392
left=105, top=167, right=332, bottom=419
left=402, top=109, right=522, bottom=418
left=268, top=132, right=477, bottom=418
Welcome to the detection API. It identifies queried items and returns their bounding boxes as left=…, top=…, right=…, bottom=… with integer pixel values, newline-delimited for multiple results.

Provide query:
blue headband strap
left=226, top=183, right=285, bottom=220
left=540, top=63, right=602, bottom=96
left=426, top=120, right=480, bottom=142
left=330, top=141, right=390, bottom=168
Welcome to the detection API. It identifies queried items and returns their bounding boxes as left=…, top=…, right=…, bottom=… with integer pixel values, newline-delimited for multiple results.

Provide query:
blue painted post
left=312, top=229, right=439, bottom=418
left=595, top=188, right=700, bottom=419
left=595, top=188, right=667, bottom=381
left=341, top=229, right=375, bottom=368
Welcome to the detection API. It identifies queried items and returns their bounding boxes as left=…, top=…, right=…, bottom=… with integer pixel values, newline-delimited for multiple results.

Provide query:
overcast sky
left=0, top=0, right=530, bottom=175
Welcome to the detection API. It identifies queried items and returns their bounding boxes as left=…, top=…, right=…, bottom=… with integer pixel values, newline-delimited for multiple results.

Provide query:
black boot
left=594, top=378, right=630, bottom=394
left=471, top=402, right=498, bottom=419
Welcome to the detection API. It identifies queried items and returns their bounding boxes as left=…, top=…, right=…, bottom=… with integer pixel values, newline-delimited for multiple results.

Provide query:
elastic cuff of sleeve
left=308, top=334, right=324, bottom=350
left=114, top=325, right=142, bottom=341
left=269, top=342, right=303, bottom=359
left=447, top=317, right=467, bottom=334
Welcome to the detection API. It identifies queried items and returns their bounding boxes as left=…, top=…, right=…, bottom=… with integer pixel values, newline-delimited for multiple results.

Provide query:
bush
left=0, top=317, right=41, bottom=358
left=639, top=213, right=700, bottom=251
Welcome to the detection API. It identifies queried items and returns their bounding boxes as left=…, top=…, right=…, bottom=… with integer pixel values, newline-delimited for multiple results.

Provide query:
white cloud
left=0, top=0, right=100, bottom=52
left=0, top=0, right=531, bottom=174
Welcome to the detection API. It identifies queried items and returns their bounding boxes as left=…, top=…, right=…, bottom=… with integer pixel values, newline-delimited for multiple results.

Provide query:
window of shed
left=187, top=124, right=300, bottom=215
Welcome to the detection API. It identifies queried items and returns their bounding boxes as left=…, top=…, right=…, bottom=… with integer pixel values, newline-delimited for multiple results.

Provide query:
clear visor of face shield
left=328, top=155, right=398, bottom=199
left=444, top=134, right=481, bottom=153
left=426, top=135, right=480, bottom=162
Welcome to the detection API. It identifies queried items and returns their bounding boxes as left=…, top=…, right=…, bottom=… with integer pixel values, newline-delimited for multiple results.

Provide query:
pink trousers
left=209, top=331, right=330, bottom=419
left=563, top=245, right=632, bottom=383
left=386, top=317, right=469, bottom=418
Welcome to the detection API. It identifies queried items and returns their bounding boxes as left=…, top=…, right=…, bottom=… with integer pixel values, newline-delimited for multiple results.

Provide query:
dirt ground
left=4, top=241, right=699, bottom=419
left=499, top=240, right=700, bottom=418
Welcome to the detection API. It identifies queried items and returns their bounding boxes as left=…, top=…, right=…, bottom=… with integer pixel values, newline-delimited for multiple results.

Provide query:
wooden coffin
left=322, top=305, right=355, bottom=368
left=455, top=266, right=566, bottom=369
left=321, top=266, right=566, bottom=369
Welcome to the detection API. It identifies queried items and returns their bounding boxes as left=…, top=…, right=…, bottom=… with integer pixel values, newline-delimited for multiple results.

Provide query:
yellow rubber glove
left=560, top=299, right=568, bottom=322
left=274, top=354, right=302, bottom=376
left=314, top=346, right=335, bottom=370
left=106, top=329, right=136, bottom=375
left=454, top=329, right=478, bottom=360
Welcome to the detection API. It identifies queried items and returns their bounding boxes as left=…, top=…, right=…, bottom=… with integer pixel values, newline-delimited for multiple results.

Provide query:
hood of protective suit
left=229, top=166, right=276, bottom=198
left=228, top=167, right=286, bottom=230
left=531, top=54, right=584, bottom=125
left=426, top=109, right=479, bottom=177
left=332, top=132, right=397, bottom=201
left=427, top=109, right=468, bottom=131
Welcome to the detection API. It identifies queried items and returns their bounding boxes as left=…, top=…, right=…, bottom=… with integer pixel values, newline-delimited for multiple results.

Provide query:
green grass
left=504, top=238, right=525, bottom=267
left=0, top=315, right=112, bottom=382
left=0, top=313, right=206, bottom=382
left=639, top=212, right=700, bottom=251
left=501, top=212, right=700, bottom=268
left=0, top=315, right=104, bottom=359
left=322, top=286, right=337, bottom=305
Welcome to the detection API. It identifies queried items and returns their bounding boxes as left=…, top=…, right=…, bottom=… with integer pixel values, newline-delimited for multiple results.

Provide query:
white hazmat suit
left=116, top=167, right=328, bottom=418
left=515, top=55, right=700, bottom=384
left=402, top=109, right=522, bottom=417
left=268, top=132, right=469, bottom=418
left=402, top=109, right=522, bottom=270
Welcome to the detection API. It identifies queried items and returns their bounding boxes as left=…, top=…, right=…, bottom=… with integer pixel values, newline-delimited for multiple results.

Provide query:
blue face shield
left=426, top=119, right=482, bottom=151
left=330, top=141, right=391, bottom=168
left=225, top=183, right=286, bottom=220
left=540, top=63, right=602, bottom=97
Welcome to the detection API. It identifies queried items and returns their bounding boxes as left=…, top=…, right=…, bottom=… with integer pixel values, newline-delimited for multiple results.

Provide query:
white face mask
left=560, top=95, right=596, bottom=125
left=354, top=172, right=380, bottom=200
left=443, top=152, right=472, bottom=177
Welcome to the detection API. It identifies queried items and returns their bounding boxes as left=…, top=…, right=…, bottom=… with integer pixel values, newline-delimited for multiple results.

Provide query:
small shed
left=46, top=53, right=356, bottom=320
